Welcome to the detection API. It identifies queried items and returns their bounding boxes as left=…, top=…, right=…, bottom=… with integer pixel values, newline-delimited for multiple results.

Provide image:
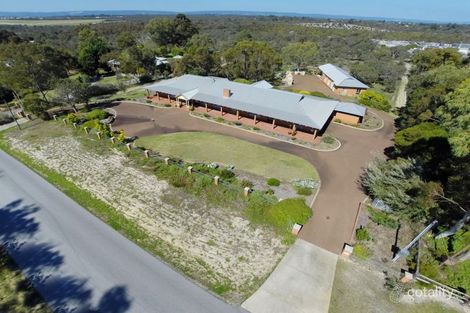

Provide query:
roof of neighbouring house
left=147, top=74, right=366, bottom=130
left=319, top=63, right=369, bottom=89
left=251, top=80, right=274, bottom=89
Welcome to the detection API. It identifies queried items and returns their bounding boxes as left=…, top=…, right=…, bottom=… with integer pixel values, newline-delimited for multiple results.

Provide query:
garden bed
left=191, top=111, right=341, bottom=151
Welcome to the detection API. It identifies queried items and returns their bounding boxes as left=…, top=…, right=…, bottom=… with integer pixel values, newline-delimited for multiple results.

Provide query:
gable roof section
left=319, top=63, right=369, bottom=89
left=251, top=80, right=274, bottom=89
left=147, top=75, right=366, bottom=130
left=147, top=74, right=225, bottom=96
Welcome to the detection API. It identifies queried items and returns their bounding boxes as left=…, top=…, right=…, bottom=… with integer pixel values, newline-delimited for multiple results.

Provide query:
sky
left=1, top=0, right=470, bottom=23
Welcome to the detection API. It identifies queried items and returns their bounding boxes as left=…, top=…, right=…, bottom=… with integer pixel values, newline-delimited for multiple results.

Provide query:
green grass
left=0, top=248, right=51, bottom=313
left=135, top=132, right=318, bottom=181
left=0, top=19, right=106, bottom=26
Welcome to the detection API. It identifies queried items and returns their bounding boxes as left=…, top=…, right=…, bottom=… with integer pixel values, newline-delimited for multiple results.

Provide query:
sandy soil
left=7, top=127, right=287, bottom=303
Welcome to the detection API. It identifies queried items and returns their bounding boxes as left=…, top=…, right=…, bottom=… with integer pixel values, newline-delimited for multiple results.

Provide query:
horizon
left=1, top=0, right=470, bottom=24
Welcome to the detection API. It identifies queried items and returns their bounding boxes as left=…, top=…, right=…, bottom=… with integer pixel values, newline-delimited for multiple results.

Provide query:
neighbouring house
left=318, top=63, right=369, bottom=96
left=145, top=75, right=366, bottom=140
left=458, top=43, right=470, bottom=57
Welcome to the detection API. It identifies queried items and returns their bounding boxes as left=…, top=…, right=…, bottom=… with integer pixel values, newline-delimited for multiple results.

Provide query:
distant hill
left=0, top=10, right=463, bottom=24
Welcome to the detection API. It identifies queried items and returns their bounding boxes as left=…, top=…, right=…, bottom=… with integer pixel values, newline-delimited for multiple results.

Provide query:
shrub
left=240, top=179, right=254, bottom=189
left=203, top=113, right=210, bottom=118
left=265, top=198, right=312, bottom=232
left=253, top=127, right=260, bottom=131
left=245, top=190, right=278, bottom=225
left=322, top=135, right=336, bottom=145
left=86, top=109, right=108, bottom=121
left=65, top=112, right=79, bottom=124
left=367, top=206, right=398, bottom=229
left=216, top=117, right=224, bottom=123
left=265, top=188, right=275, bottom=195
left=234, top=78, right=252, bottom=84
left=446, top=260, right=470, bottom=293
left=88, top=84, right=119, bottom=97
left=355, top=227, right=371, bottom=241
left=451, top=228, right=470, bottom=254
left=139, top=74, right=153, bottom=84
left=296, top=186, right=313, bottom=196
left=292, top=179, right=319, bottom=189
left=267, top=178, right=281, bottom=186
left=235, top=122, right=242, bottom=126
left=218, top=169, right=235, bottom=182
left=353, top=244, right=372, bottom=260
left=116, top=130, right=126, bottom=142
left=358, top=90, right=391, bottom=112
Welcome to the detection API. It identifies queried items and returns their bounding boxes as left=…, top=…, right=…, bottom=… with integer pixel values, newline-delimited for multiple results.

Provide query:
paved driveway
left=0, top=150, right=244, bottom=313
left=111, top=102, right=394, bottom=254
left=242, top=239, right=338, bottom=313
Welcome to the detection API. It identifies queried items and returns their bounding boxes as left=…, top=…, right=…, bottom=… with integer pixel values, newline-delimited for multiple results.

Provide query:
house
left=145, top=75, right=367, bottom=140
left=458, top=43, right=470, bottom=57
left=318, top=64, right=369, bottom=96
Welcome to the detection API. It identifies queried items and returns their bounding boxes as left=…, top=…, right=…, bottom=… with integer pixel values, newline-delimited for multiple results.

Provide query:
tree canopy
left=78, top=28, right=109, bottom=76
left=223, top=40, right=281, bottom=81
left=281, top=41, right=318, bottom=71
left=145, top=14, right=198, bottom=47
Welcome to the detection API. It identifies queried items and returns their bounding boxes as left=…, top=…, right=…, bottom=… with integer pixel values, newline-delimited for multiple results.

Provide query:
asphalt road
left=0, top=150, right=244, bottom=313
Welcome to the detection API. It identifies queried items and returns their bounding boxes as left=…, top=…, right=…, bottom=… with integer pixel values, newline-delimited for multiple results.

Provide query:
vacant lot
left=329, top=259, right=465, bottom=313
left=3, top=122, right=287, bottom=303
left=136, top=132, right=319, bottom=181
left=0, top=19, right=105, bottom=26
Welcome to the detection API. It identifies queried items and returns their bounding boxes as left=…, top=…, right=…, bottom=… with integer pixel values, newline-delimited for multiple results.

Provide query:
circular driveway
left=111, top=102, right=394, bottom=254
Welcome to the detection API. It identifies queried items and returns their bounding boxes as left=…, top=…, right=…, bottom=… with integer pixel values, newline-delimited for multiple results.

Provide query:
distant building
left=318, top=64, right=369, bottom=97
left=458, top=43, right=470, bottom=57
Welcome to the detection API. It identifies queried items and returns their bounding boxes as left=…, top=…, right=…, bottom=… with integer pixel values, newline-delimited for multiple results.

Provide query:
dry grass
left=329, top=259, right=466, bottom=313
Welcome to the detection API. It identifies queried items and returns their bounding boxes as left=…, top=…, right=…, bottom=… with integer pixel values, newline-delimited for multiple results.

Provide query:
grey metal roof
left=319, top=63, right=369, bottom=89
left=147, top=75, right=366, bottom=130
left=251, top=80, right=273, bottom=89
left=334, top=101, right=367, bottom=117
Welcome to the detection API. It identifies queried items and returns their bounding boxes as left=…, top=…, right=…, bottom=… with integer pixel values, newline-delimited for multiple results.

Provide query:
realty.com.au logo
left=389, top=285, right=453, bottom=303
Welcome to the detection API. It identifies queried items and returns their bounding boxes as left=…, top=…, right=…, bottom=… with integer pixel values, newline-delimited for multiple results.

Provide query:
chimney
left=223, top=88, right=231, bottom=98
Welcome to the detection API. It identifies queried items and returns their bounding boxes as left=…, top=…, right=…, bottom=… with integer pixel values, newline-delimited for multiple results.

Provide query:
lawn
left=135, top=132, right=319, bottom=181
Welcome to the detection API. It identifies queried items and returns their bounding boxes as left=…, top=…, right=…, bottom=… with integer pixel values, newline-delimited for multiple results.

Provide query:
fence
left=415, top=274, right=470, bottom=304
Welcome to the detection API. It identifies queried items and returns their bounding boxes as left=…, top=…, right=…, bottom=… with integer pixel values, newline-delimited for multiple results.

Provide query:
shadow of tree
left=0, top=199, right=132, bottom=313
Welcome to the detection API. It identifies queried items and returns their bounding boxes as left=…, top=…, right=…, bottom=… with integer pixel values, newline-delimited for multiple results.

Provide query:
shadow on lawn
left=0, top=199, right=132, bottom=313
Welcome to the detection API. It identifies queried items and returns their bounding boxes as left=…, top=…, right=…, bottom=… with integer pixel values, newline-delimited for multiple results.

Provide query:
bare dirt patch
left=329, top=259, right=467, bottom=313
left=6, top=122, right=287, bottom=303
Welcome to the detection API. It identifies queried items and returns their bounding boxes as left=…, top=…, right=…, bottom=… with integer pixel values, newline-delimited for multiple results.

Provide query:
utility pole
left=4, top=100, right=21, bottom=130
left=392, top=220, right=438, bottom=262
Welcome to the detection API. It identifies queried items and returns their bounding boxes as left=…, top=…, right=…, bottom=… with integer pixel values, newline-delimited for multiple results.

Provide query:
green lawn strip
left=135, top=132, right=318, bottom=181
left=0, top=248, right=52, bottom=313
left=0, top=132, right=236, bottom=299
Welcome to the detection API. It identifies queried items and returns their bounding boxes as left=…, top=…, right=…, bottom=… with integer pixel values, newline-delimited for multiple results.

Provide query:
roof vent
left=223, top=88, right=231, bottom=98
